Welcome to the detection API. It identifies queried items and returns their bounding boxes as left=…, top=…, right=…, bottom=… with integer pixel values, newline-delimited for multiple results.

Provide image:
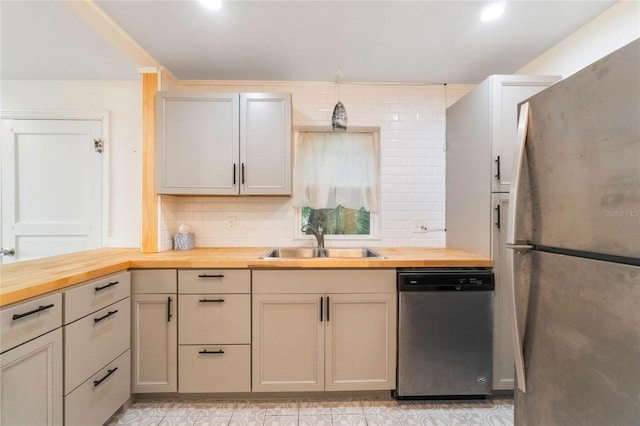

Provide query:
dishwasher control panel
left=397, top=269, right=494, bottom=291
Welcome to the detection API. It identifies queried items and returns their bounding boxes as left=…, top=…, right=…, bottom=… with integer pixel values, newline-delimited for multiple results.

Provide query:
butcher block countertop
left=0, top=247, right=492, bottom=307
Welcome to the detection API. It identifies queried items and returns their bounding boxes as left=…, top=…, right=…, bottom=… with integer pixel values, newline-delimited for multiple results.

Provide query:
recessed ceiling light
left=481, top=1, right=506, bottom=22
left=200, top=0, right=222, bottom=11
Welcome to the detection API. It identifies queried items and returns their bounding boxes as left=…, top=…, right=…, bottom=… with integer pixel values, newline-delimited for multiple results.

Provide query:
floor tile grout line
left=112, top=397, right=514, bottom=426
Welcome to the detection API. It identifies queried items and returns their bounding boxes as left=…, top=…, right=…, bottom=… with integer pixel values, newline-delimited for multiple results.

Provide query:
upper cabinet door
left=240, top=93, right=292, bottom=195
left=156, top=92, right=239, bottom=195
left=490, top=76, right=560, bottom=193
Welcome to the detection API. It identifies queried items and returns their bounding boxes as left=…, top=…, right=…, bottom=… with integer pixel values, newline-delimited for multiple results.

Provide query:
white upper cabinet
left=156, top=92, right=291, bottom=195
left=240, top=93, right=292, bottom=195
left=488, top=76, right=560, bottom=192
left=446, top=75, right=560, bottom=195
left=446, top=74, right=560, bottom=258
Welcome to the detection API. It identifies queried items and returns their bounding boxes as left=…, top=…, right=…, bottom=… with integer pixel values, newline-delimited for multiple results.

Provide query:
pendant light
left=332, top=70, right=347, bottom=131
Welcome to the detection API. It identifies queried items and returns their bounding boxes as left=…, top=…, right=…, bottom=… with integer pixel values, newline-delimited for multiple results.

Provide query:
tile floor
left=107, top=396, right=514, bottom=426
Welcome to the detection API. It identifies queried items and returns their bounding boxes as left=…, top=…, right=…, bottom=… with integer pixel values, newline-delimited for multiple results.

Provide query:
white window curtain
left=293, top=131, right=380, bottom=212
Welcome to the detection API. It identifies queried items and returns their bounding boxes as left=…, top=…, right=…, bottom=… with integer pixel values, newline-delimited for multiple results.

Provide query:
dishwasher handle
left=397, top=271, right=494, bottom=292
left=398, top=283, right=494, bottom=291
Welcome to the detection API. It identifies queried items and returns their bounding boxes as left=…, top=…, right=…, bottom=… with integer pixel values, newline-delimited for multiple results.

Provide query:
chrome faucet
left=301, top=224, right=325, bottom=249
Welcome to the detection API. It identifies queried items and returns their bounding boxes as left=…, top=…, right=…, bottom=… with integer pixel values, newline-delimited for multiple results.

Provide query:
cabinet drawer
left=131, top=269, right=177, bottom=294
left=64, top=349, right=130, bottom=426
left=64, top=298, right=130, bottom=394
left=179, top=294, right=250, bottom=344
left=179, top=345, right=250, bottom=393
left=1, top=293, right=62, bottom=353
left=64, top=271, right=130, bottom=324
left=178, top=269, right=250, bottom=294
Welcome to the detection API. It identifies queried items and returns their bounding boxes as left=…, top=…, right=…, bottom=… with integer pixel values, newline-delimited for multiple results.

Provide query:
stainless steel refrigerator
left=507, top=39, right=640, bottom=425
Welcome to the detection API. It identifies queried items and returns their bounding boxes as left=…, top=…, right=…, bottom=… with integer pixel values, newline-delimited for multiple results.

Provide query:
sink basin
left=263, top=247, right=384, bottom=259
left=262, top=248, right=325, bottom=259
left=323, top=248, right=384, bottom=258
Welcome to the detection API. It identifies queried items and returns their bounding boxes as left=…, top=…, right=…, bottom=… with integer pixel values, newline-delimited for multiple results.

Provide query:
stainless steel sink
left=323, top=248, right=384, bottom=258
left=262, top=247, right=384, bottom=259
left=262, top=248, right=325, bottom=259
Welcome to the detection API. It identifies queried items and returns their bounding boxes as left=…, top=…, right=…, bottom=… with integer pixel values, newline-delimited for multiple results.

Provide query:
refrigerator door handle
left=506, top=101, right=531, bottom=394
left=507, top=102, right=529, bottom=246
left=506, top=244, right=529, bottom=393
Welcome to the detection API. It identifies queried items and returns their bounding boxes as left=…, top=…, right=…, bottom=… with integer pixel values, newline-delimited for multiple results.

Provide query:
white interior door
left=1, top=118, right=103, bottom=263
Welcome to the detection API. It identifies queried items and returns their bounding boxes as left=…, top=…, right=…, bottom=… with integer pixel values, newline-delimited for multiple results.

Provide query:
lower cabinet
left=178, top=269, right=251, bottom=393
left=252, top=269, right=397, bottom=393
left=131, top=269, right=178, bottom=393
left=178, top=345, right=251, bottom=393
left=62, top=271, right=131, bottom=425
left=63, top=297, right=131, bottom=395
left=252, top=293, right=324, bottom=392
left=0, top=328, right=63, bottom=426
left=64, top=350, right=131, bottom=426
left=325, top=293, right=396, bottom=391
left=492, top=193, right=515, bottom=391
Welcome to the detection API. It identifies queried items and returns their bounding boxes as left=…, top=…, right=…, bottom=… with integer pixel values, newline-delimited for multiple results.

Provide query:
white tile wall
left=159, top=81, right=473, bottom=250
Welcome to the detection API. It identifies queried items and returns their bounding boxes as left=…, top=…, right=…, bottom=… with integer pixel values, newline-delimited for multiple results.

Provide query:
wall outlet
left=412, top=218, right=428, bottom=233
left=226, top=216, right=237, bottom=230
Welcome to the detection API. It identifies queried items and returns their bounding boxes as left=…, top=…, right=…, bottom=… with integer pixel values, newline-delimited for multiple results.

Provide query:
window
left=302, top=206, right=371, bottom=235
left=293, top=131, right=380, bottom=236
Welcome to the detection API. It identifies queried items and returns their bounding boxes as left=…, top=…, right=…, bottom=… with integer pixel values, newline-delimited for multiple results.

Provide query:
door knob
left=1, top=248, right=15, bottom=256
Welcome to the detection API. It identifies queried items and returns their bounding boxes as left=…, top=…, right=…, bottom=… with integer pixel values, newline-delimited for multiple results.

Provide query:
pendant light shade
left=332, top=101, right=347, bottom=131
left=331, top=69, right=347, bottom=131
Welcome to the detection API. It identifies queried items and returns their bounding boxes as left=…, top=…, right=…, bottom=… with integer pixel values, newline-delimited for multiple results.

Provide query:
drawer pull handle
left=93, top=367, right=118, bottom=387
left=12, top=304, right=54, bottom=321
left=94, top=310, right=118, bottom=323
left=198, top=274, right=225, bottom=278
left=95, top=281, right=119, bottom=292
left=199, top=349, right=225, bottom=354
left=199, top=298, right=225, bottom=303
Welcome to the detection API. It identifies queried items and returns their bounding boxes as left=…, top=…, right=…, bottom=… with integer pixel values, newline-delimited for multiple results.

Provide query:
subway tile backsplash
left=159, top=82, right=473, bottom=250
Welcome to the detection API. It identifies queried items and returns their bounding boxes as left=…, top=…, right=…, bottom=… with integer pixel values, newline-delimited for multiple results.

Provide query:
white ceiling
left=1, top=0, right=619, bottom=84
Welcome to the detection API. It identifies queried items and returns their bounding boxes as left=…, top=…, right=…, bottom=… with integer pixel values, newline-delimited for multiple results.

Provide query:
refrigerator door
left=513, top=250, right=640, bottom=426
left=520, top=39, right=640, bottom=258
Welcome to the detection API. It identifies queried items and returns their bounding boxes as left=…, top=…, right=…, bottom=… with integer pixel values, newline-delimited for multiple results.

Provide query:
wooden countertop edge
left=1, top=248, right=492, bottom=307
left=0, top=261, right=133, bottom=307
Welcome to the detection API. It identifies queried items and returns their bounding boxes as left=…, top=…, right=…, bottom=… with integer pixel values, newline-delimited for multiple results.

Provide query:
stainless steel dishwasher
left=395, top=269, right=494, bottom=399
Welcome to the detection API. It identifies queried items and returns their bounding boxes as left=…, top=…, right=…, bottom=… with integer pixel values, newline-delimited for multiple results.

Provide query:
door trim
left=0, top=109, right=110, bottom=249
